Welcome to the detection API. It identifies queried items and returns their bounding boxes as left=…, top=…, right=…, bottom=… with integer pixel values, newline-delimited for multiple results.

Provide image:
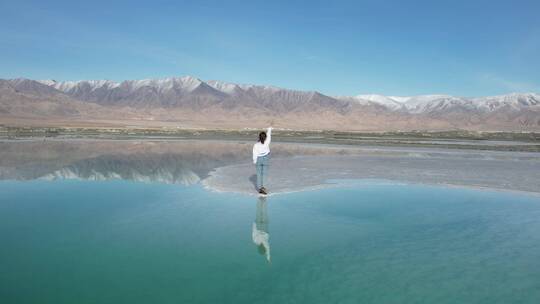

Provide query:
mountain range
left=1, top=76, right=539, bottom=131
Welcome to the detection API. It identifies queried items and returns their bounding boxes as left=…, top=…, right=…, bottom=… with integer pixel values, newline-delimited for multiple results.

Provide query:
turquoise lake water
left=1, top=179, right=539, bottom=303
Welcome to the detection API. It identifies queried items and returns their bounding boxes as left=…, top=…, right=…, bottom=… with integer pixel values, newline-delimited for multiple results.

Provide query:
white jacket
left=252, top=127, right=272, bottom=164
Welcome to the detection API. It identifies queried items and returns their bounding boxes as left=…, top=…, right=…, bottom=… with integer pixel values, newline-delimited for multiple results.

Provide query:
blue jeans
left=256, top=154, right=269, bottom=189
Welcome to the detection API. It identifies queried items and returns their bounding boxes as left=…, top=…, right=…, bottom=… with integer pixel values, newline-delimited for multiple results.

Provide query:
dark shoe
left=258, top=188, right=267, bottom=195
left=261, top=187, right=268, bottom=194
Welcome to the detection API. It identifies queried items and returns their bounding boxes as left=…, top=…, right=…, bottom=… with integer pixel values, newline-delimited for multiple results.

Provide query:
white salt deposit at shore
left=203, top=150, right=540, bottom=195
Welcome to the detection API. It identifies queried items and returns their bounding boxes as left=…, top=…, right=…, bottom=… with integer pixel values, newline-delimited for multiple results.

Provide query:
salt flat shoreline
left=203, top=152, right=540, bottom=195
left=1, top=137, right=539, bottom=195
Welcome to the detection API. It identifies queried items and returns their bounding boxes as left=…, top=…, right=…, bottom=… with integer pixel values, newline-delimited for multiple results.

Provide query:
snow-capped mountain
left=34, top=76, right=540, bottom=114
left=350, top=93, right=540, bottom=113
left=206, top=80, right=242, bottom=94
left=351, top=94, right=406, bottom=110
left=472, top=93, right=540, bottom=111
left=36, top=76, right=226, bottom=107
left=39, top=76, right=203, bottom=93
left=37, top=77, right=349, bottom=112
left=401, top=95, right=471, bottom=113
left=2, top=77, right=539, bottom=131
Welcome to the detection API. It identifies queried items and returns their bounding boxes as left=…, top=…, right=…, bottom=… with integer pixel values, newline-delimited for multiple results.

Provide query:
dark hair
left=259, top=132, right=267, bottom=144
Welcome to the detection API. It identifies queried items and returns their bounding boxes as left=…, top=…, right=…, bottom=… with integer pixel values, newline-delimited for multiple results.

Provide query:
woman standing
left=252, top=126, right=272, bottom=194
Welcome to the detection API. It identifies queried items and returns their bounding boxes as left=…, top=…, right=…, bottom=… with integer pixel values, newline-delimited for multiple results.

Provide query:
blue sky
left=1, top=0, right=539, bottom=97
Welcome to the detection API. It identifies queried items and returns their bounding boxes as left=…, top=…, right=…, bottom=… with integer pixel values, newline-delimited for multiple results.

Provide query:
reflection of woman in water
left=252, top=126, right=272, bottom=195
left=252, top=196, right=270, bottom=262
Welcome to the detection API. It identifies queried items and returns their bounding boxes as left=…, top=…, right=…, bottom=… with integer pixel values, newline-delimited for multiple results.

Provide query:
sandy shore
left=203, top=147, right=540, bottom=195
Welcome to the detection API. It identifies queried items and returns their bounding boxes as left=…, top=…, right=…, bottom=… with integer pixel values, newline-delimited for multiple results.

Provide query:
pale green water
left=1, top=180, right=540, bottom=303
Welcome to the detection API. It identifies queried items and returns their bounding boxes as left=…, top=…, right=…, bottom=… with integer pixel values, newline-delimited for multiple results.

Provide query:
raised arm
left=265, top=127, right=272, bottom=147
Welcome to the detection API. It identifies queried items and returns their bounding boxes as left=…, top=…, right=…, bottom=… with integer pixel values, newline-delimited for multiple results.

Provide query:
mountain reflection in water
left=0, top=140, right=354, bottom=184
left=40, top=155, right=202, bottom=185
